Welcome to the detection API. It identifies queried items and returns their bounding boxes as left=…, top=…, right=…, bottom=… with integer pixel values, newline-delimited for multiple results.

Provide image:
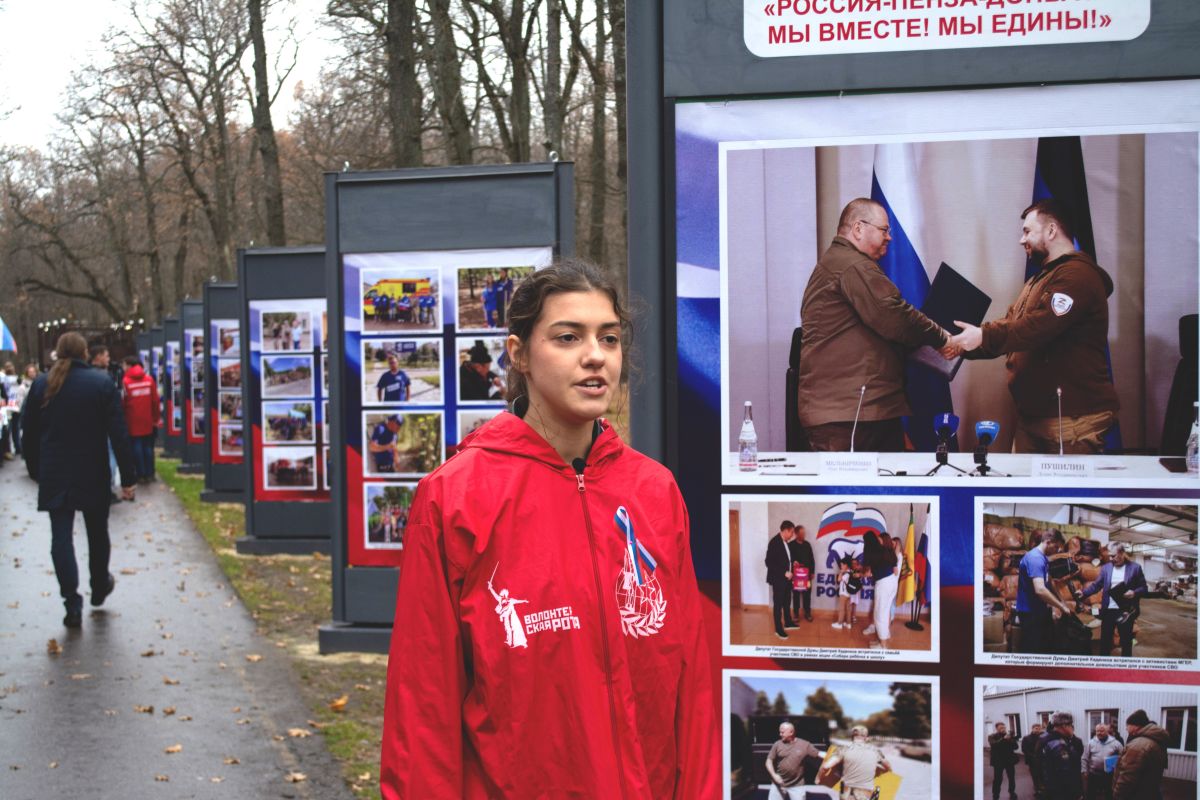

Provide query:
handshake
left=938, top=320, right=983, bottom=360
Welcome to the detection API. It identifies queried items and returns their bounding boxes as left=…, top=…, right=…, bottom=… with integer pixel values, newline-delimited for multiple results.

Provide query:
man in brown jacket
left=1112, top=709, right=1169, bottom=800
left=797, top=198, right=950, bottom=452
left=947, top=199, right=1119, bottom=453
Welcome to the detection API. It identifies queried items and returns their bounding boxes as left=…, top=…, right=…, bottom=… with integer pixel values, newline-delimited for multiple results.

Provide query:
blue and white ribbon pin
left=614, top=506, right=657, bottom=586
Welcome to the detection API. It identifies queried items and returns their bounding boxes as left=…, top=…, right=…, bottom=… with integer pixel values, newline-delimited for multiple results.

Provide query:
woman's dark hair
left=43, top=332, right=88, bottom=406
left=504, top=258, right=631, bottom=403
left=862, top=530, right=897, bottom=571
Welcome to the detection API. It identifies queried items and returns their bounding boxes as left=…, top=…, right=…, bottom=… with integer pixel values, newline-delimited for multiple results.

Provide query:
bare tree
left=248, top=0, right=289, bottom=244
left=423, top=0, right=473, bottom=164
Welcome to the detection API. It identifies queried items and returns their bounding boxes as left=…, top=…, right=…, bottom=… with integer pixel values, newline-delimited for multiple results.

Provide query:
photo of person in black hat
left=457, top=337, right=506, bottom=402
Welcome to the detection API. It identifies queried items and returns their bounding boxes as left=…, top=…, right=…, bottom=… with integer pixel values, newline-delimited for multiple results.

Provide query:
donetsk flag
left=1029, top=137, right=1122, bottom=452
left=0, top=316, right=16, bottom=353
left=897, top=505, right=917, bottom=607
left=817, top=502, right=856, bottom=538
left=871, top=144, right=955, bottom=452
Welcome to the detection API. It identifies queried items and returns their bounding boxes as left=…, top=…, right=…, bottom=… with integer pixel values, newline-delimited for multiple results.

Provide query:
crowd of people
left=367, top=499, right=409, bottom=545
left=989, top=709, right=1171, bottom=799
left=369, top=291, right=437, bottom=327
left=265, top=316, right=309, bottom=351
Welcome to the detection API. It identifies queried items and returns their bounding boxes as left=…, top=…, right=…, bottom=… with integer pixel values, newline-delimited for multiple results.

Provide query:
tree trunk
left=609, top=0, right=627, bottom=246
left=543, top=0, right=562, bottom=158
left=426, top=0, right=473, bottom=165
left=249, top=0, right=287, bottom=245
left=385, top=0, right=423, bottom=167
left=587, top=0, right=607, bottom=263
left=172, top=206, right=191, bottom=308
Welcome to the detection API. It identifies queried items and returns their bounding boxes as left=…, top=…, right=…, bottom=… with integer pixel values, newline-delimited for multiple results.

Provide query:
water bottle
left=1187, top=401, right=1199, bottom=474
left=738, top=400, right=758, bottom=471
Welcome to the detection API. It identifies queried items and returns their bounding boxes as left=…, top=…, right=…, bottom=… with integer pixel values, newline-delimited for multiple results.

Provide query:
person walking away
left=21, top=333, right=136, bottom=628
left=121, top=355, right=160, bottom=483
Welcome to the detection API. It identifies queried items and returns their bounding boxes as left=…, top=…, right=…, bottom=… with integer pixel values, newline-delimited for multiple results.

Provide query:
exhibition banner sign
left=248, top=299, right=330, bottom=502
left=165, top=341, right=181, bottom=435
left=744, top=0, right=1150, bottom=57
left=210, top=318, right=242, bottom=465
left=184, top=327, right=205, bottom=445
left=340, top=247, right=552, bottom=567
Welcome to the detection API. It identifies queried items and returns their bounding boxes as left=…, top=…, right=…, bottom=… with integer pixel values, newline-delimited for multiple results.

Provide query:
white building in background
left=981, top=683, right=1198, bottom=784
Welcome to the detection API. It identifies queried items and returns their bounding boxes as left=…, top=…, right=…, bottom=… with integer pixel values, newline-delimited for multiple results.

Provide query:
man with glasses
left=797, top=198, right=951, bottom=452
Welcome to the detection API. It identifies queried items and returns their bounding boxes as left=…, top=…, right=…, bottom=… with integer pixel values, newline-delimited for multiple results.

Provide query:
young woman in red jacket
left=381, top=260, right=719, bottom=799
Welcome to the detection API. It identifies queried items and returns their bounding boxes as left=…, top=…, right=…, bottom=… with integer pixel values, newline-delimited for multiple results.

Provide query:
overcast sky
left=0, top=0, right=336, bottom=150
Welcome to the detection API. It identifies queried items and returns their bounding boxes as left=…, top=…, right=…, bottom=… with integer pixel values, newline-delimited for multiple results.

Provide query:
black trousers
left=992, top=764, right=1016, bottom=799
left=1098, top=608, right=1136, bottom=657
left=1016, top=609, right=1054, bottom=654
left=49, top=506, right=110, bottom=613
left=771, top=581, right=794, bottom=634
left=791, top=587, right=812, bottom=619
left=805, top=417, right=906, bottom=453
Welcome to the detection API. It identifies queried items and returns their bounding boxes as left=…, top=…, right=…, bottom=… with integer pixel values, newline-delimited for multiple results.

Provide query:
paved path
left=0, top=462, right=355, bottom=800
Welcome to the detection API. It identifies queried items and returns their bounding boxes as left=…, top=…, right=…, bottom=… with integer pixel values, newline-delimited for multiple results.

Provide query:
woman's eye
left=556, top=333, right=578, bottom=343
left=601, top=335, right=620, bottom=345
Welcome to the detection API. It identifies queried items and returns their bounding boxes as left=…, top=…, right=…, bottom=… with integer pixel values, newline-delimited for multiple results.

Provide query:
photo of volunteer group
left=726, top=498, right=933, bottom=655
left=980, top=501, right=1198, bottom=663
left=455, top=265, right=533, bottom=331
left=361, top=271, right=440, bottom=333
left=980, top=681, right=1199, bottom=800
left=728, top=671, right=934, bottom=799
left=721, top=129, right=1198, bottom=470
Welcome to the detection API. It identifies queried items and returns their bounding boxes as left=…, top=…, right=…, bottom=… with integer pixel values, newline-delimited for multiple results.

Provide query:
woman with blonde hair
left=21, top=333, right=136, bottom=628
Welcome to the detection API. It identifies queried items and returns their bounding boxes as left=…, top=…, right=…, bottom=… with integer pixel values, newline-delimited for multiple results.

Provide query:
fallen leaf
left=285, top=772, right=307, bottom=783
left=328, top=694, right=348, bottom=712
left=162, top=677, right=179, bottom=686
left=354, top=683, right=370, bottom=691
left=48, top=762, right=58, bottom=769
left=134, top=705, right=154, bottom=714
left=119, top=568, right=137, bottom=575
left=231, top=706, right=241, bottom=713
left=6, top=601, right=17, bottom=609
left=245, top=654, right=263, bottom=663
left=210, top=776, right=223, bottom=783
left=104, top=709, right=118, bottom=716
left=357, top=771, right=371, bottom=782
left=162, top=706, right=176, bottom=716
left=161, top=632, right=173, bottom=640
left=46, top=639, right=62, bottom=656
left=140, top=649, right=156, bottom=658
left=306, top=719, right=324, bottom=729
left=178, top=715, right=193, bottom=722
left=222, top=756, right=240, bottom=765
left=236, top=718, right=250, bottom=725
left=69, top=674, right=91, bottom=681
left=154, top=775, right=169, bottom=782
left=164, top=744, right=182, bottom=754
left=272, top=734, right=285, bottom=741
left=286, top=728, right=311, bottom=738
left=40, top=592, right=50, bottom=597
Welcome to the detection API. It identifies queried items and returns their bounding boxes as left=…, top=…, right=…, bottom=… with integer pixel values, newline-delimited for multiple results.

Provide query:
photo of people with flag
left=724, top=496, right=937, bottom=659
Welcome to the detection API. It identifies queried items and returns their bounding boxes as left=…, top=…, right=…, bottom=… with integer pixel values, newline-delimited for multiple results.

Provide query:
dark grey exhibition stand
left=201, top=282, right=245, bottom=504
left=319, top=162, right=575, bottom=654
left=235, top=247, right=333, bottom=556
left=161, top=316, right=184, bottom=459
left=178, top=299, right=205, bottom=474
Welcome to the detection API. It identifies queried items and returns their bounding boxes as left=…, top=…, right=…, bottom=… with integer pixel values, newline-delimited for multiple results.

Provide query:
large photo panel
left=673, top=80, right=1200, bottom=488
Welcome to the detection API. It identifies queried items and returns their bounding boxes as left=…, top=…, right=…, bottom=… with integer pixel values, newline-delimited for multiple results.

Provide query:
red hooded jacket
left=121, top=364, right=160, bottom=437
left=381, top=412, right=719, bottom=799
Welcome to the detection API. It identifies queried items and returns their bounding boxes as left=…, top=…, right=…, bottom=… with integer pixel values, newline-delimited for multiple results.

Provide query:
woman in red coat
left=381, top=260, right=719, bottom=799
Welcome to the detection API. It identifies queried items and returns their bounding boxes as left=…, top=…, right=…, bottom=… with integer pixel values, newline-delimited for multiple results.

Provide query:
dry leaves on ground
left=162, top=677, right=180, bottom=685
left=328, top=694, right=348, bottom=712
left=223, top=756, right=240, bottom=765
left=164, top=744, right=182, bottom=754
left=154, top=775, right=169, bottom=782
left=46, top=639, right=62, bottom=656
left=285, top=772, right=307, bottom=783
left=134, top=705, right=154, bottom=714
left=286, top=728, right=311, bottom=738
left=245, top=654, right=263, bottom=663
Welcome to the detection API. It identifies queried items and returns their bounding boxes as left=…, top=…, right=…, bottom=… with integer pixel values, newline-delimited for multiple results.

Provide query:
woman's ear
left=505, top=334, right=525, bottom=372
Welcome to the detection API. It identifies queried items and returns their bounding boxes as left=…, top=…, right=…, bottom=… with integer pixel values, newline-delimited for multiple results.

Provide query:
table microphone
left=1056, top=386, right=1064, bottom=456
left=974, top=420, right=1000, bottom=475
left=925, top=413, right=967, bottom=475
left=849, top=384, right=866, bottom=453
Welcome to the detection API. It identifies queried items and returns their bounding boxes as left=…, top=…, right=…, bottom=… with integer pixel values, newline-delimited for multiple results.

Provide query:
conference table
left=725, top=451, right=1200, bottom=488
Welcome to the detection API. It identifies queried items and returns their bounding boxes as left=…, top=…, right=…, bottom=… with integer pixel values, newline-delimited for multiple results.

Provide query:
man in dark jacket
left=988, top=721, right=1019, bottom=800
left=1021, top=722, right=1046, bottom=799
left=796, top=198, right=950, bottom=452
left=1112, top=710, right=1170, bottom=800
left=788, top=524, right=816, bottom=623
left=1040, top=711, right=1085, bottom=800
left=948, top=198, right=1119, bottom=453
left=22, top=333, right=136, bottom=628
left=765, top=520, right=799, bottom=640
left=1076, top=542, right=1148, bottom=657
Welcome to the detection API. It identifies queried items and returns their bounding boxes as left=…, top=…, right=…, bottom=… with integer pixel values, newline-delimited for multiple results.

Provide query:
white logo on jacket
left=487, top=563, right=580, bottom=650
left=615, top=548, right=667, bottom=639
left=1050, top=292, right=1074, bottom=316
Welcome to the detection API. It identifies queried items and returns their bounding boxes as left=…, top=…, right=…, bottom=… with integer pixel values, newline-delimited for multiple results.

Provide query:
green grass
left=156, top=456, right=385, bottom=799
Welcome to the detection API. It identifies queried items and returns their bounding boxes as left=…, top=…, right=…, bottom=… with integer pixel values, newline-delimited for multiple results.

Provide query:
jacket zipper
left=575, top=467, right=628, bottom=800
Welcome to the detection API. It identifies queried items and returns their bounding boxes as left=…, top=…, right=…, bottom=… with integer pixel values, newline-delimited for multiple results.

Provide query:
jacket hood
left=456, top=410, right=624, bottom=472
left=1047, top=250, right=1114, bottom=297
left=1132, top=722, right=1171, bottom=747
left=125, top=364, right=147, bottom=380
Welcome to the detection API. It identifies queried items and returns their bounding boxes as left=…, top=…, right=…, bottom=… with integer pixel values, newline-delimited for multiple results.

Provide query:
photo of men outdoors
left=728, top=672, right=933, bottom=799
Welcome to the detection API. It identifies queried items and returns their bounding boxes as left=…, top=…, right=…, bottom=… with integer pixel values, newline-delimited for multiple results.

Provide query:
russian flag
left=1028, top=137, right=1122, bottom=452
left=871, top=144, right=955, bottom=452
left=850, top=507, right=887, bottom=537
left=0, top=316, right=16, bottom=353
left=817, top=501, right=856, bottom=538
